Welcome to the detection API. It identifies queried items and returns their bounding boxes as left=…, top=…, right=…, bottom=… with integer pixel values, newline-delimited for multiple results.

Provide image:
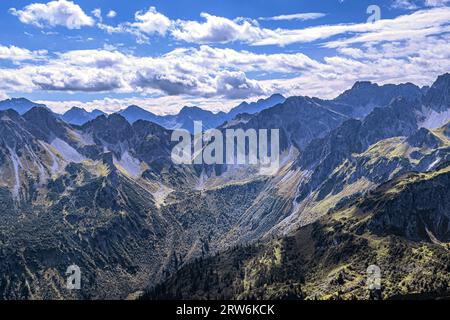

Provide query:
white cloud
left=32, top=68, right=125, bottom=92
left=95, top=6, right=450, bottom=48
left=393, top=0, right=450, bottom=8
left=259, top=13, right=326, bottom=21
left=107, top=10, right=117, bottom=18
left=1, top=28, right=449, bottom=103
left=36, top=95, right=249, bottom=115
left=0, top=91, right=9, bottom=101
left=98, top=7, right=171, bottom=43
left=253, top=7, right=450, bottom=46
left=10, top=0, right=94, bottom=29
left=171, top=13, right=269, bottom=44
left=391, top=0, right=419, bottom=9
left=324, top=7, right=450, bottom=48
left=424, top=0, right=450, bottom=6
left=131, top=7, right=171, bottom=36
left=0, top=45, right=47, bottom=62
left=98, top=8, right=269, bottom=44
left=92, top=8, right=102, bottom=21
left=141, top=6, right=449, bottom=47
left=1, top=7, right=450, bottom=113
left=215, top=70, right=265, bottom=99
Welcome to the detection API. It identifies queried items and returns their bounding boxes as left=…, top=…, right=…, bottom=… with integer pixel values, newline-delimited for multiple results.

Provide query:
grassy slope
left=143, top=165, right=450, bottom=300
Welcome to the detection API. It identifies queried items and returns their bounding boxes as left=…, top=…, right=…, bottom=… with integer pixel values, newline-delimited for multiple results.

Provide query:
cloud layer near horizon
left=1, top=1, right=450, bottom=114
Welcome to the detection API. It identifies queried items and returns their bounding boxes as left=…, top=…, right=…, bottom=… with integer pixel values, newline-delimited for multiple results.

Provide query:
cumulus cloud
left=0, top=45, right=47, bottom=62
left=0, top=68, right=36, bottom=93
left=391, top=0, right=419, bottom=9
left=32, top=68, right=124, bottom=92
left=107, top=10, right=117, bottom=18
left=98, top=7, right=171, bottom=44
left=393, top=0, right=450, bottom=8
left=133, top=70, right=201, bottom=96
left=1, top=27, right=450, bottom=102
left=323, top=7, right=450, bottom=48
left=0, top=91, right=9, bottom=101
left=96, top=6, right=449, bottom=47
left=424, top=0, right=450, bottom=6
left=36, top=95, right=250, bottom=115
left=253, top=7, right=450, bottom=46
left=171, top=13, right=269, bottom=44
left=10, top=0, right=94, bottom=29
left=143, top=6, right=449, bottom=47
left=91, top=8, right=102, bottom=21
left=131, top=7, right=171, bottom=36
left=259, top=13, right=326, bottom=21
left=215, top=71, right=265, bottom=99
left=1, top=7, right=450, bottom=111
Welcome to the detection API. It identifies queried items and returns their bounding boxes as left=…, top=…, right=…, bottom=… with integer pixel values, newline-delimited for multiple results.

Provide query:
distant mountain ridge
left=0, top=98, right=47, bottom=114
left=62, top=107, right=105, bottom=126
left=118, top=93, right=285, bottom=132
left=327, top=81, right=423, bottom=118
left=2, top=75, right=446, bottom=132
left=44, top=94, right=285, bottom=131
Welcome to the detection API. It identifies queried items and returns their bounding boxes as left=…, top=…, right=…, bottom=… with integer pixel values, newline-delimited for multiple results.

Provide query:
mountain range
left=0, top=73, right=449, bottom=300
left=0, top=94, right=285, bottom=133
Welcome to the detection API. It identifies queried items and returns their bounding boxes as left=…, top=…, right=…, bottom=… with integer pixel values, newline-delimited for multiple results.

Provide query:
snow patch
left=222, top=117, right=250, bottom=128
left=7, top=148, right=22, bottom=197
left=115, top=150, right=141, bottom=177
left=419, top=109, right=450, bottom=129
left=78, top=130, right=95, bottom=145
left=25, top=145, right=47, bottom=184
left=152, top=183, right=173, bottom=208
left=196, top=170, right=208, bottom=190
left=50, top=138, right=85, bottom=163
left=39, top=141, right=60, bottom=175
left=427, top=156, right=441, bottom=171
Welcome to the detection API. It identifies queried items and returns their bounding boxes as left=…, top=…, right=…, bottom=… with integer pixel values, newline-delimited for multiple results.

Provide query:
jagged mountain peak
left=23, top=105, right=56, bottom=118
left=227, top=93, right=285, bottom=118
left=119, top=105, right=159, bottom=124
left=0, top=110, right=36, bottom=150
left=68, top=106, right=86, bottom=112
left=332, top=80, right=422, bottom=118
left=264, top=93, right=285, bottom=101
left=424, top=73, right=450, bottom=111
left=82, top=113, right=134, bottom=147
left=123, top=104, right=156, bottom=114
left=22, top=106, right=70, bottom=142
left=125, top=104, right=144, bottom=111
left=0, top=97, right=48, bottom=114
left=132, top=118, right=169, bottom=133
left=0, top=108, right=22, bottom=122
left=62, top=107, right=105, bottom=126
left=432, top=72, right=450, bottom=86
left=179, top=105, right=215, bottom=116
left=351, top=80, right=377, bottom=89
left=85, top=112, right=131, bottom=131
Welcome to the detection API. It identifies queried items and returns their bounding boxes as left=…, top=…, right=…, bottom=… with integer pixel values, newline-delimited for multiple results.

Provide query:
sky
left=0, top=0, right=449, bottom=114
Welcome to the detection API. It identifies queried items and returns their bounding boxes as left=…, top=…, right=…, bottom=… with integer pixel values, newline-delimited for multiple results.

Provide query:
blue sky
left=0, top=0, right=449, bottom=114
